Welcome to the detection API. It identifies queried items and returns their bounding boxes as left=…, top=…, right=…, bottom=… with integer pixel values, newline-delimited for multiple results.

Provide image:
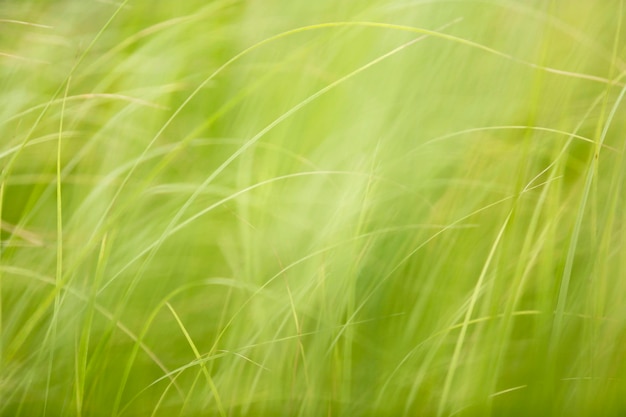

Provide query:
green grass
left=2, top=0, right=626, bottom=415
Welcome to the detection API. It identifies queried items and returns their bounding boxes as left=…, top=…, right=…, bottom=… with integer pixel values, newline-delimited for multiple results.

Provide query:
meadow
left=1, top=0, right=626, bottom=415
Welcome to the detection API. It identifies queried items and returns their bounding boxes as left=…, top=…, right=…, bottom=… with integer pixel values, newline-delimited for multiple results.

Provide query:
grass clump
left=1, top=0, right=626, bottom=416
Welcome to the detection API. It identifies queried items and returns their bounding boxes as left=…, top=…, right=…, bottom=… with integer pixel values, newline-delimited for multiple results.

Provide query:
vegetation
left=1, top=0, right=625, bottom=415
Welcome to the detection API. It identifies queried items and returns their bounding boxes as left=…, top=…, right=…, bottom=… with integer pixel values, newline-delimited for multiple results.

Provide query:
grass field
left=2, top=0, right=626, bottom=415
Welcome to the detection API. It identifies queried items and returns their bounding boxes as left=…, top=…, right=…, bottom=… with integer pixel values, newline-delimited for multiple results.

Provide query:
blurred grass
left=1, top=0, right=626, bottom=416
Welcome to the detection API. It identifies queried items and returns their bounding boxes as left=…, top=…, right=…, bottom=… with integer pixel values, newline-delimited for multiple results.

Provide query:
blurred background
left=1, top=0, right=626, bottom=416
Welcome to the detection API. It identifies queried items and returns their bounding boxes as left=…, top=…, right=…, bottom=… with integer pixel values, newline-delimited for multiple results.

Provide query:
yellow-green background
left=1, top=0, right=626, bottom=415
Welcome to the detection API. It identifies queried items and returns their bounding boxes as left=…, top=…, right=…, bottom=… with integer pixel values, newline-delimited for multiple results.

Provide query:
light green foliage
left=1, top=0, right=626, bottom=415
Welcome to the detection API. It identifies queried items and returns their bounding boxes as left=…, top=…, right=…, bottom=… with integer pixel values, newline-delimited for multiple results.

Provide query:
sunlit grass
left=1, top=0, right=626, bottom=416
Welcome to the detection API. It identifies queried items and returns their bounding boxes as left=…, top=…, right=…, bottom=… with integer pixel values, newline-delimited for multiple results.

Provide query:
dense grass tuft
left=2, top=0, right=626, bottom=416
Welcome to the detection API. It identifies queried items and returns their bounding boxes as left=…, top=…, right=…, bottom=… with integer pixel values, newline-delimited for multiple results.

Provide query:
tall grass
left=1, top=0, right=626, bottom=415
